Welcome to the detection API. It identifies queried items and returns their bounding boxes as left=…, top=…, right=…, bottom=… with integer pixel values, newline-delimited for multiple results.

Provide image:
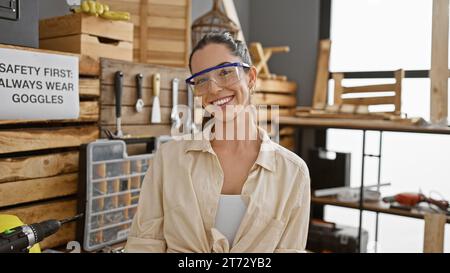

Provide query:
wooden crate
left=100, top=58, right=189, bottom=154
left=253, top=78, right=297, bottom=111
left=252, top=78, right=297, bottom=151
left=0, top=44, right=101, bottom=250
left=279, top=126, right=296, bottom=152
left=39, top=13, right=133, bottom=61
left=102, top=0, right=191, bottom=67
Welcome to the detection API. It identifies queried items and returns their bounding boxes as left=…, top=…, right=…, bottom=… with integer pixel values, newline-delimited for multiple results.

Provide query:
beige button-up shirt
left=125, top=126, right=311, bottom=253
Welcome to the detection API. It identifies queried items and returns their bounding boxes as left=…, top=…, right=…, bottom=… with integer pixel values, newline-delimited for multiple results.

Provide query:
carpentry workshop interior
left=0, top=0, right=449, bottom=254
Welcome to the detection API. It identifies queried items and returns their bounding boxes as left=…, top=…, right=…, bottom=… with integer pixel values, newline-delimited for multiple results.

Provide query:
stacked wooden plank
left=100, top=58, right=189, bottom=155
left=102, top=0, right=191, bottom=67
left=253, top=78, right=297, bottom=151
left=0, top=44, right=101, bottom=250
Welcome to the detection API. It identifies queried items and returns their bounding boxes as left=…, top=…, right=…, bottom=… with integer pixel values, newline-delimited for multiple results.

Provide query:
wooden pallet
left=102, top=0, right=191, bottom=67
left=0, top=45, right=100, bottom=250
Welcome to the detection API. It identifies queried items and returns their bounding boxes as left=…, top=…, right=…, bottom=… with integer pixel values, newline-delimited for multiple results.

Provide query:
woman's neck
left=211, top=112, right=261, bottom=152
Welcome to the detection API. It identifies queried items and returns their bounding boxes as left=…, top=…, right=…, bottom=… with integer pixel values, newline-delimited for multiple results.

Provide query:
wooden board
left=100, top=59, right=191, bottom=138
left=313, top=39, right=331, bottom=109
left=40, top=34, right=133, bottom=62
left=0, top=43, right=100, bottom=77
left=0, top=173, right=77, bottom=207
left=0, top=199, right=77, bottom=250
left=252, top=93, right=296, bottom=107
left=342, top=84, right=397, bottom=94
left=102, top=0, right=190, bottom=67
left=100, top=59, right=189, bottom=89
left=80, top=79, right=100, bottom=98
left=278, top=116, right=450, bottom=135
left=104, top=1, right=187, bottom=17
left=311, top=196, right=450, bottom=223
left=279, top=126, right=295, bottom=136
left=296, top=111, right=397, bottom=121
left=79, top=55, right=100, bottom=77
left=100, top=124, right=171, bottom=138
left=0, top=126, right=99, bottom=154
left=39, top=13, right=133, bottom=42
left=430, top=0, right=449, bottom=124
left=342, top=96, right=395, bottom=106
left=255, top=78, right=297, bottom=94
left=101, top=106, right=172, bottom=125
left=280, top=135, right=295, bottom=152
left=0, top=151, right=78, bottom=183
left=423, top=212, right=446, bottom=253
left=256, top=108, right=293, bottom=122
left=127, top=143, right=151, bottom=156
left=101, top=85, right=187, bottom=106
left=132, top=16, right=187, bottom=30
left=136, top=28, right=186, bottom=41
left=0, top=101, right=99, bottom=125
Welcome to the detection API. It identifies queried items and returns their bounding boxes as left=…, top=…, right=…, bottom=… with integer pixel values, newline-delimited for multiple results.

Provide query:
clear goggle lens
left=190, top=66, right=244, bottom=96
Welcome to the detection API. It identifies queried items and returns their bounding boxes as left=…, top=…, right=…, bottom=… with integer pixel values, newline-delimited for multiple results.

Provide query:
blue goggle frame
left=185, top=62, right=250, bottom=85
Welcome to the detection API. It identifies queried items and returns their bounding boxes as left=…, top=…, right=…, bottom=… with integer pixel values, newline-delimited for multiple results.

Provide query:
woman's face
left=190, top=43, right=257, bottom=122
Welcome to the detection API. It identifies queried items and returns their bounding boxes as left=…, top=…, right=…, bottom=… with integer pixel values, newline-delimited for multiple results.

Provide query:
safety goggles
left=185, top=62, right=250, bottom=96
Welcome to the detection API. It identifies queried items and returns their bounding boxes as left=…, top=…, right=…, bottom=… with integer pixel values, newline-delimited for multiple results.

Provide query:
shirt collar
left=184, top=122, right=276, bottom=172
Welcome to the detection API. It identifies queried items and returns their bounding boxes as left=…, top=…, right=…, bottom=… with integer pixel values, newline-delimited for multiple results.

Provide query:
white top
left=214, top=194, right=247, bottom=246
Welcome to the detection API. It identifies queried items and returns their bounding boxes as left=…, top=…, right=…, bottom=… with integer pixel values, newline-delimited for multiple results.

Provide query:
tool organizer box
left=77, top=139, right=154, bottom=252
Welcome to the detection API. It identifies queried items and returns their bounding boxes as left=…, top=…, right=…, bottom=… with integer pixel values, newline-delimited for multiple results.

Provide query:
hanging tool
left=187, top=86, right=195, bottom=133
left=135, top=73, right=144, bottom=113
left=114, top=71, right=124, bottom=137
left=383, top=193, right=449, bottom=212
left=171, top=78, right=181, bottom=129
left=151, top=73, right=161, bottom=123
left=0, top=214, right=83, bottom=253
left=104, top=71, right=130, bottom=139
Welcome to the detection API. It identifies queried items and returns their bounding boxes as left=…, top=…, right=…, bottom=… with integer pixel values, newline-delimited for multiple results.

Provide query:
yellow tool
left=73, top=1, right=130, bottom=21
left=0, top=215, right=41, bottom=253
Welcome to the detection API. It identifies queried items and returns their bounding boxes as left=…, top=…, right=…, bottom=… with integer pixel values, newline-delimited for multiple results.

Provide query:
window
left=324, top=0, right=450, bottom=252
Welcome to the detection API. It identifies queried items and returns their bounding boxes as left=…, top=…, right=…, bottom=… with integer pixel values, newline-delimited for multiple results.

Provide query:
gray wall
left=192, top=0, right=320, bottom=106
left=37, top=0, right=320, bottom=106
left=39, top=0, right=71, bottom=19
left=192, top=0, right=250, bottom=41
left=249, top=0, right=320, bottom=106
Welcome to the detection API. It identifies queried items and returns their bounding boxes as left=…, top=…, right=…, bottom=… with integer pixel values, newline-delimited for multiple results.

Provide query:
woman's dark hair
left=189, top=32, right=252, bottom=72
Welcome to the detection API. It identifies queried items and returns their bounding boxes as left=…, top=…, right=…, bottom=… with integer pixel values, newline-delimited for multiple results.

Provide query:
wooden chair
left=249, top=42, right=289, bottom=80
left=332, top=69, right=404, bottom=116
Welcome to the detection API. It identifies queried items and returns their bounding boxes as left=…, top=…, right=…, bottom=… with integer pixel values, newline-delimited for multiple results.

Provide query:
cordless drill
left=0, top=214, right=83, bottom=253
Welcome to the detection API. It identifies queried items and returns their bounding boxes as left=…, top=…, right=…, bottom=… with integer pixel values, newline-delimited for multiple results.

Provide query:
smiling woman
left=125, top=32, right=311, bottom=253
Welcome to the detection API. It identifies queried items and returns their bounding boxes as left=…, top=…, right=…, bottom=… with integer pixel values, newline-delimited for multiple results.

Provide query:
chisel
left=171, top=78, right=181, bottom=129
left=151, top=73, right=161, bottom=123
left=135, top=73, right=144, bottom=113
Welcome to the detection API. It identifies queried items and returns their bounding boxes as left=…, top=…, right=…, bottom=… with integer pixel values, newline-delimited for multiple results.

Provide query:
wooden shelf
left=279, top=116, right=450, bottom=135
left=312, top=196, right=450, bottom=223
left=0, top=43, right=100, bottom=76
